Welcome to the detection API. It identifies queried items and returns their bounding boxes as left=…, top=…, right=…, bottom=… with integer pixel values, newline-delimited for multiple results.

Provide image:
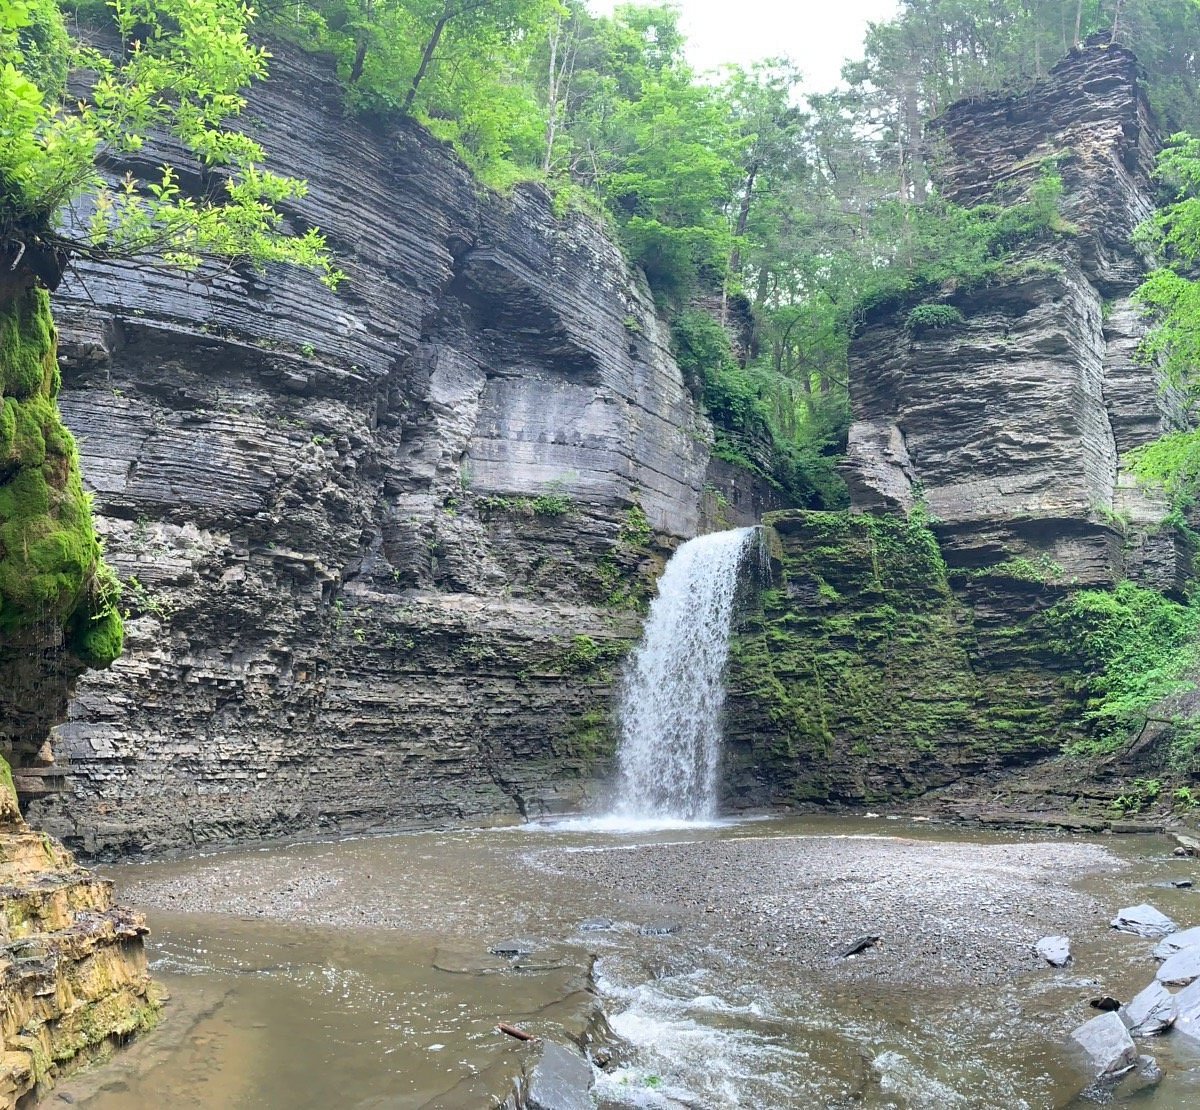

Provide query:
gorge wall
left=723, top=42, right=1188, bottom=812
left=9, top=42, right=764, bottom=856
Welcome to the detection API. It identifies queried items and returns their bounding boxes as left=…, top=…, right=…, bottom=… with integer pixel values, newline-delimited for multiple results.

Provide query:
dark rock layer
left=16, top=42, right=762, bottom=855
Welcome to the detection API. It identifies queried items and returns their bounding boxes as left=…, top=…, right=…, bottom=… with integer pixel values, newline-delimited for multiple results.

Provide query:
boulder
left=1122, top=981, right=1176, bottom=1036
left=1070, top=1012, right=1138, bottom=1077
left=1110, top=904, right=1177, bottom=938
left=525, top=1041, right=594, bottom=1110
left=1171, top=977, right=1200, bottom=1041
left=1156, top=945, right=1200, bottom=987
left=1153, top=924, right=1200, bottom=959
left=1035, top=936, right=1072, bottom=967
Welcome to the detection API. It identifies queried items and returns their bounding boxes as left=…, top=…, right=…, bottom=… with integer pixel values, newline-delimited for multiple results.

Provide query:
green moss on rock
left=0, top=286, right=122, bottom=667
left=724, top=509, right=1084, bottom=805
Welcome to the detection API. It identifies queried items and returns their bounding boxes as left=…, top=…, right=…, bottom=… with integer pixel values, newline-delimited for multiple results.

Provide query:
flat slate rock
left=1035, top=935, right=1072, bottom=967
left=1070, top=1011, right=1138, bottom=1077
left=841, top=935, right=882, bottom=958
left=1172, top=977, right=1200, bottom=1042
left=489, top=939, right=535, bottom=957
left=1111, top=904, right=1177, bottom=938
left=1122, top=980, right=1176, bottom=1036
left=1157, top=945, right=1200, bottom=987
left=525, top=1040, right=594, bottom=1110
left=1153, top=924, right=1200, bottom=959
left=579, top=917, right=613, bottom=932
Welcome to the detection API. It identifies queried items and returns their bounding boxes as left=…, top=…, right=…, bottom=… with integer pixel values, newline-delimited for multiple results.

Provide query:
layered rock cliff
left=724, top=41, right=1187, bottom=809
left=11, top=42, right=761, bottom=855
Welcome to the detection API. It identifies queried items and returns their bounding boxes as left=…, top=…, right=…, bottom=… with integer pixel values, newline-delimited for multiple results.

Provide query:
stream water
left=52, top=817, right=1200, bottom=1109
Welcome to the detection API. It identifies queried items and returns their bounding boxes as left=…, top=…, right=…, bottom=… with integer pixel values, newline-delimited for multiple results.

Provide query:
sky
left=588, top=0, right=902, bottom=91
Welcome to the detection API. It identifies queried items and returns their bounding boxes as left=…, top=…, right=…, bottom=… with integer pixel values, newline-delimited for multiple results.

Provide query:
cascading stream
left=611, top=526, right=759, bottom=821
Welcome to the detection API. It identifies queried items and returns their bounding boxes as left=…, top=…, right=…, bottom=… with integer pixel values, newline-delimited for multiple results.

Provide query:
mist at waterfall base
left=545, top=527, right=759, bottom=835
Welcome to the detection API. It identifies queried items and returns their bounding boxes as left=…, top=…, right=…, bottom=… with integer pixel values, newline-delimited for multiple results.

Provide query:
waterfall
left=611, top=526, right=758, bottom=821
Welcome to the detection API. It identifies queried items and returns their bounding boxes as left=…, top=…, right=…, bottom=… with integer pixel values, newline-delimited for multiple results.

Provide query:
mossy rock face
left=0, top=286, right=122, bottom=667
left=723, top=509, right=1083, bottom=806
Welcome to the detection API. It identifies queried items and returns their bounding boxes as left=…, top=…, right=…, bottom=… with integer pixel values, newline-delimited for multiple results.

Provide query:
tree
left=1, top=0, right=337, bottom=669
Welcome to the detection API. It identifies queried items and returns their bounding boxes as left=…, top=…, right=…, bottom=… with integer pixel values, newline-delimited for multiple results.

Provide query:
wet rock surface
left=1122, top=980, right=1176, bottom=1036
left=521, top=1040, right=595, bottom=1110
left=1070, top=1011, right=1138, bottom=1078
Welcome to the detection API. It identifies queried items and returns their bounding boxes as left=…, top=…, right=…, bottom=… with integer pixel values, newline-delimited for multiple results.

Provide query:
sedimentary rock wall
left=725, top=42, right=1184, bottom=806
left=0, top=772, right=156, bottom=1106
left=17, top=42, right=756, bottom=855
left=846, top=42, right=1183, bottom=587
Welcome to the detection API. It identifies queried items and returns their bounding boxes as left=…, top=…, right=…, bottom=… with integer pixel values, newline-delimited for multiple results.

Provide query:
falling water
left=611, top=526, right=759, bottom=821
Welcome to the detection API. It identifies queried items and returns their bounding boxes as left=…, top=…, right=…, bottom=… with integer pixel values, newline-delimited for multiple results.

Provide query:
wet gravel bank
left=117, top=823, right=1123, bottom=989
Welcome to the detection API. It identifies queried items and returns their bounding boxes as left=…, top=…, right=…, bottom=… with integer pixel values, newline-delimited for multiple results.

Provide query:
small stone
left=1110, top=904, right=1177, bottom=938
left=489, top=939, right=534, bottom=957
left=1035, top=935, right=1072, bottom=967
left=1174, top=879, right=1194, bottom=889
left=1122, top=981, right=1175, bottom=1036
left=1157, top=945, right=1200, bottom=987
left=639, top=922, right=680, bottom=936
left=1090, top=996, right=1121, bottom=1012
left=840, top=934, right=882, bottom=958
left=1070, top=1011, right=1138, bottom=1077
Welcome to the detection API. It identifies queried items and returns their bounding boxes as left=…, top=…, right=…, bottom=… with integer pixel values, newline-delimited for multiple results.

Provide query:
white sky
left=588, top=0, right=902, bottom=91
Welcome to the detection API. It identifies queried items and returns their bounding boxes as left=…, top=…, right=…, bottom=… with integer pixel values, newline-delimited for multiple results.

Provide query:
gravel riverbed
left=118, top=822, right=1124, bottom=989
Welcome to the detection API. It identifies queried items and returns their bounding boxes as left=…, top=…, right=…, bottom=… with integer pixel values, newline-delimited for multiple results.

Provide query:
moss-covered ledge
left=1, top=280, right=123, bottom=770
left=721, top=509, right=1086, bottom=808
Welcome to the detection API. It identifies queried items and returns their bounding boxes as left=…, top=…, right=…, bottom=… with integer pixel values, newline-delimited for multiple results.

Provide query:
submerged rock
left=1070, top=1012, right=1138, bottom=1077
left=1122, top=981, right=1176, bottom=1036
left=491, top=940, right=536, bottom=958
left=525, top=1040, right=594, bottom=1110
left=1035, top=936, right=1072, bottom=967
left=1110, top=904, right=1177, bottom=938
left=638, top=922, right=680, bottom=936
left=580, top=917, right=614, bottom=932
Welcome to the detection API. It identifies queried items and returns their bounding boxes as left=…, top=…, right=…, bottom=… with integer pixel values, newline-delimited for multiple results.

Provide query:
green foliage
left=619, top=503, right=651, bottom=547
left=856, top=167, right=1069, bottom=321
left=1, top=0, right=339, bottom=283
left=1046, top=581, right=1200, bottom=756
left=905, top=303, right=966, bottom=333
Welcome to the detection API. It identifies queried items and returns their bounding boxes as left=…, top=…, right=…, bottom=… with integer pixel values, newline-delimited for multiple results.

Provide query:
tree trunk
left=348, top=35, right=368, bottom=84
left=1074, top=0, right=1084, bottom=45
left=403, top=13, right=449, bottom=114
left=726, top=164, right=758, bottom=278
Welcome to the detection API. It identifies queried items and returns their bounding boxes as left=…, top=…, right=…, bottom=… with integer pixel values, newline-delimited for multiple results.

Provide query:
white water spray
left=610, top=526, right=758, bottom=821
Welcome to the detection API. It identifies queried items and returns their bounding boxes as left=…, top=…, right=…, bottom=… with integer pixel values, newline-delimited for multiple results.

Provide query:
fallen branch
left=498, top=1022, right=534, bottom=1042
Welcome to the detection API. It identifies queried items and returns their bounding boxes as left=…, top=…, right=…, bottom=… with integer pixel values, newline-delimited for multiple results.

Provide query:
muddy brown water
left=48, top=816, right=1200, bottom=1109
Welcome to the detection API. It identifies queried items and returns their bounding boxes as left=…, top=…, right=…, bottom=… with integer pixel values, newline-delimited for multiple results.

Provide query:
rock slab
left=1070, top=1011, right=1139, bottom=1077
left=1122, top=980, right=1176, bottom=1036
left=1111, top=904, right=1177, bottom=938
